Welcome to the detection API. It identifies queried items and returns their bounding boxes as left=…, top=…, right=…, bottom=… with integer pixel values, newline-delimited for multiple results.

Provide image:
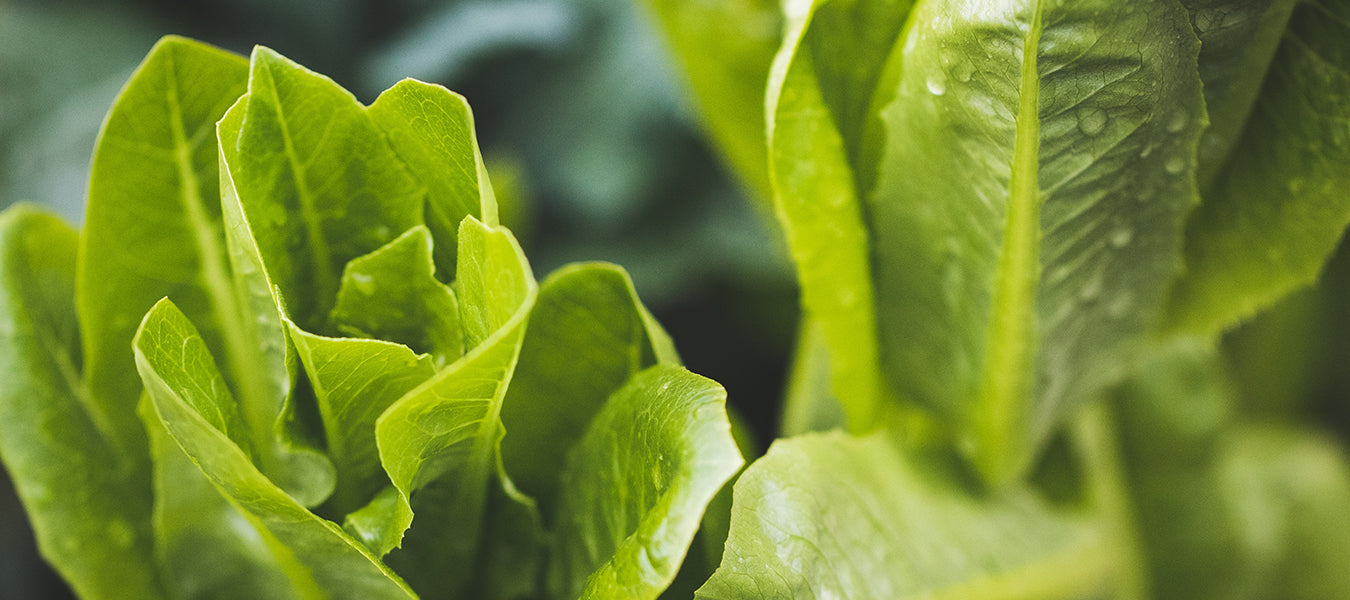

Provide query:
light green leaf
left=698, top=431, right=1123, bottom=600
left=78, top=34, right=247, bottom=465
left=1165, top=0, right=1350, bottom=335
left=368, top=79, right=494, bottom=276
left=288, top=326, right=434, bottom=521
left=0, top=205, right=166, bottom=600
left=500, top=262, right=678, bottom=514
left=548, top=365, right=743, bottom=600
left=868, top=0, right=1204, bottom=482
left=329, top=225, right=463, bottom=366
left=374, top=216, right=538, bottom=598
left=134, top=298, right=416, bottom=599
left=142, top=400, right=293, bottom=599
left=225, top=45, right=425, bottom=333
left=764, top=0, right=916, bottom=434
left=218, top=86, right=336, bottom=508
left=639, top=0, right=782, bottom=204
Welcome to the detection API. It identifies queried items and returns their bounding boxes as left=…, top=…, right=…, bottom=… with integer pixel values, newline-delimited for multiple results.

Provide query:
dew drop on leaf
left=1077, top=107, right=1108, bottom=136
left=1166, top=111, right=1188, bottom=133
left=1165, top=156, right=1186, bottom=175
left=1109, top=226, right=1133, bottom=248
left=926, top=71, right=947, bottom=96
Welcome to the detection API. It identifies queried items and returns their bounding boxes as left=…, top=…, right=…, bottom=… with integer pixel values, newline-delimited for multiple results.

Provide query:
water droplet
left=1107, top=292, right=1133, bottom=318
left=1138, top=143, right=1155, bottom=158
left=1077, top=107, right=1108, bottom=136
left=352, top=273, right=376, bottom=295
left=953, top=60, right=975, bottom=83
left=1109, top=226, right=1133, bottom=248
left=838, top=288, right=858, bottom=308
left=1079, top=272, right=1104, bottom=302
left=1165, top=156, right=1186, bottom=174
left=1166, top=112, right=1188, bottom=133
left=926, top=71, right=947, bottom=96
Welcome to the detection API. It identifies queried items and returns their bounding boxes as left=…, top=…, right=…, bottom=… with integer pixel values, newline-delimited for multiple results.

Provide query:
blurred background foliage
left=3, top=0, right=1350, bottom=598
left=0, top=0, right=794, bottom=596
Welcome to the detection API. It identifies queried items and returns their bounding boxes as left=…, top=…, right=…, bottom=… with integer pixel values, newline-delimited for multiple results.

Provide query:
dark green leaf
left=1165, top=0, right=1350, bottom=335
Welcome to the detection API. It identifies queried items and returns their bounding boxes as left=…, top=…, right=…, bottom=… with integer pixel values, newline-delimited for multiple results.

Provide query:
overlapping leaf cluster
left=646, top=0, right=1350, bottom=597
left=0, top=37, right=743, bottom=600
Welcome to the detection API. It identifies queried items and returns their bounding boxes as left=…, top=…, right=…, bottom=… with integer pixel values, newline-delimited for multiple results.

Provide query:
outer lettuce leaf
left=368, top=79, right=493, bottom=277
left=0, top=205, right=166, bottom=599
left=1179, top=0, right=1298, bottom=190
left=374, top=216, right=538, bottom=598
left=548, top=365, right=743, bottom=600
left=764, top=0, right=916, bottom=433
left=868, top=0, right=1205, bottom=482
left=698, top=431, right=1125, bottom=599
left=134, top=298, right=416, bottom=599
left=500, top=262, right=679, bottom=514
left=1165, top=0, right=1350, bottom=335
left=1115, top=339, right=1350, bottom=599
left=78, top=34, right=247, bottom=468
left=639, top=0, right=782, bottom=203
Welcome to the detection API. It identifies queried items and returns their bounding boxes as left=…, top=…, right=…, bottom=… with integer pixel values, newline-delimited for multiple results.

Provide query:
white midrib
left=971, top=0, right=1045, bottom=483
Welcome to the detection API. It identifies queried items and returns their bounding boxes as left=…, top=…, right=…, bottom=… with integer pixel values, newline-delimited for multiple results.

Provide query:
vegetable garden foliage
left=0, top=37, right=743, bottom=599
left=644, top=0, right=1350, bottom=597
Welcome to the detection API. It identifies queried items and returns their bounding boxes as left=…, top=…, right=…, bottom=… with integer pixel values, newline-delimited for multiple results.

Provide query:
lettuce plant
left=0, top=37, right=744, bottom=599
left=644, top=0, right=1350, bottom=598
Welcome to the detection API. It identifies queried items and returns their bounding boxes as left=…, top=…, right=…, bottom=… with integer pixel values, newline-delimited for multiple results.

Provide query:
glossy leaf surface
left=698, top=431, right=1121, bottom=599
left=548, top=365, right=743, bottom=600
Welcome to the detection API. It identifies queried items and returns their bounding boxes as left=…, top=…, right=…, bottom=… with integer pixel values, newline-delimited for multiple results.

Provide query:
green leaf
left=1114, top=340, right=1350, bottom=599
left=0, top=205, right=166, bottom=599
left=548, top=365, right=743, bottom=600
left=764, top=0, right=917, bottom=434
left=639, top=0, right=782, bottom=203
left=217, top=83, right=336, bottom=508
left=698, top=431, right=1123, bottom=600
left=224, top=45, right=425, bottom=333
left=78, top=34, right=248, bottom=465
left=368, top=79, right=494, bottom=277
left=1165, top=1, right=1350, bottom=335
left=867, top=0, right=1205, bottom=482
left=374, top=216, right=538, bottom=598
left=142, top=400, right=293, bottom=599
left=329, top=225, right=463, bottom=366
left=500, top=262, right=678, bottom=514
left=1179, top=0, right=1299, bottom=190
left=134, top=298, right=416, bottom=599
left=288, top=327, right=434, bottom=521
